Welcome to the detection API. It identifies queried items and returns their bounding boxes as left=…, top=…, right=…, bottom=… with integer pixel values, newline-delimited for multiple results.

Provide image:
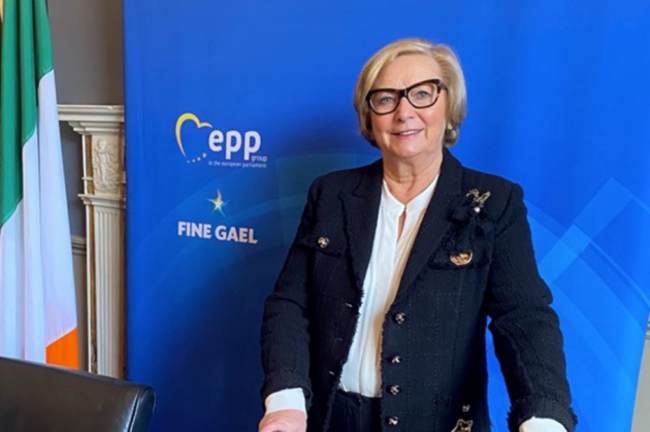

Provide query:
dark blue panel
left=124, top=1, right=650, bottom=431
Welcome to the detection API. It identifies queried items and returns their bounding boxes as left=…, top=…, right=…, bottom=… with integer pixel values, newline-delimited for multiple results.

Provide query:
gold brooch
left=466, top=189, right=491, bottom=213
left=450, top=251, right=473, bottom=266
left=451, top=419, right=474, bottom=432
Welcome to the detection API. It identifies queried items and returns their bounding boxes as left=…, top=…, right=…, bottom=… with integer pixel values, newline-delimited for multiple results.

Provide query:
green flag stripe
left=1, top=0, right=23, bottom=227
left=19, top=0, right=37, bottom=142
left=35, top=0, right=54, bottom=81
left=1, top=0, right=42, bottom=228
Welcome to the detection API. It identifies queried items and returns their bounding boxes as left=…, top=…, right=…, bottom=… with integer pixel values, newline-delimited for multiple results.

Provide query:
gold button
left=394, top=312, right=406, bottom=324
left=390, top=356, right=402, bottom=364
left=317, top=237, right=329, bottom=248
left=387, top=416, right=399, bottom=426
left=389, top=385, right=400, bottom=395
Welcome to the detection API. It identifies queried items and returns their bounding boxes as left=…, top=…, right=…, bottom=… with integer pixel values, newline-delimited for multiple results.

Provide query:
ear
left=444, top=123, right=459, bottom=145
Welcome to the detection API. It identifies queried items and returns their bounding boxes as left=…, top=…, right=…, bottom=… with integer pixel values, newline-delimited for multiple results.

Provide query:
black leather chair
left=0, top=356, right=155, bottom=432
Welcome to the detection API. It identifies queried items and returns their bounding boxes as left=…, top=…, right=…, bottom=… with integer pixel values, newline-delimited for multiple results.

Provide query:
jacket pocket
left=297, top=224, right=348, bottom=294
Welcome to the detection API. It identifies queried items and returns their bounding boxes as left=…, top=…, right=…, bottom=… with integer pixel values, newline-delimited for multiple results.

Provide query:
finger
left=259, top=423, right=287, bottom=432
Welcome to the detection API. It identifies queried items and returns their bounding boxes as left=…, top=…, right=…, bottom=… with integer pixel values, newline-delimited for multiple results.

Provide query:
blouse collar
left=381, top=174, right=439, bottom=217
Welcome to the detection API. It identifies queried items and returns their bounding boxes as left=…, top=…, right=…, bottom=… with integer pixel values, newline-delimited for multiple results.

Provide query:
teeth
left=396, top=130, right=419, bottom=136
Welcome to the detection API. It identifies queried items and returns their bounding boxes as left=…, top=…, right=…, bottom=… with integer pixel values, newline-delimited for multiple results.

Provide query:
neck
left=382, top=151, right=443, bottom=204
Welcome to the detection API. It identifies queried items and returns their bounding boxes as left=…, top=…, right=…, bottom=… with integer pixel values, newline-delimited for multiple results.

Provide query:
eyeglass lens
left=369, top=81, right=441, bottom=114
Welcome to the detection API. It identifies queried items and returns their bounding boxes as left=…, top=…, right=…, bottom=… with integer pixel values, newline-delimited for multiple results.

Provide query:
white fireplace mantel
left=59, top=104, right=125, bottom=378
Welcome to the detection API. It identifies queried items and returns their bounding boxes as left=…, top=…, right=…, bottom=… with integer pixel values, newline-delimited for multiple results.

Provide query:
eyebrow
left=369, top=78, right=443, bottom=92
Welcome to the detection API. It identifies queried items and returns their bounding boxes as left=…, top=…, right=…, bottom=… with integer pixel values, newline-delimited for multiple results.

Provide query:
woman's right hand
left=259, top=409, right=307, bottom=432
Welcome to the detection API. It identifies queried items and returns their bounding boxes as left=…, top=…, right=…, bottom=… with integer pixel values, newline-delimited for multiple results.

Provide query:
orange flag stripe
left=46, top=328, right=80, bottom=369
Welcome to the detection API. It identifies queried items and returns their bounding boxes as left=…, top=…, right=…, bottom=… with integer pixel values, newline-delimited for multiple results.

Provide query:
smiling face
left=369, top=54, right=448, bottom=165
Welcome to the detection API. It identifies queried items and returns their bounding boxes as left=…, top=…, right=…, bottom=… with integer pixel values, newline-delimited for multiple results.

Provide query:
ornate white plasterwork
left=59, top=104, right=125, bottom=378
left=59, top=104, right=124, bottom=134
left=92, top=137, right=122, bottom=195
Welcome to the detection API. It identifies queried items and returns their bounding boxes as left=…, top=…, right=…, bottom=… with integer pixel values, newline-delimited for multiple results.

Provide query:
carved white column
left=59, top=105, right=125, bottom=378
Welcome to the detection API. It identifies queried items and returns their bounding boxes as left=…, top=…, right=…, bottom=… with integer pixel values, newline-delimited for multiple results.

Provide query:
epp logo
left=175, top=113, right=263, bottom=163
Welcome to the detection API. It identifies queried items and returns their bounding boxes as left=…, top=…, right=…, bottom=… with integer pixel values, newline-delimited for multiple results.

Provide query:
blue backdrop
left=124, top=1, right=650, bottom=431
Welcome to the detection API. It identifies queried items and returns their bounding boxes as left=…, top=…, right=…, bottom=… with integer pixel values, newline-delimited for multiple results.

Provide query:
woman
left=259, top=38, right=576, bottom=432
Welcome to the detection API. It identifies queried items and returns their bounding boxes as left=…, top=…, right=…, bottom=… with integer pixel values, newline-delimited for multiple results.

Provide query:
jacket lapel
left=395, top=149, right=464, bottom=298
left=340, top=160, right=383, bottom=294
left=339, top=149, right=464, bottom=297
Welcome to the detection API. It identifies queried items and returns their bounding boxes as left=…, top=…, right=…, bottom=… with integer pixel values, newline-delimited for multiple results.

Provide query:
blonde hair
left=353, top=38, right=467, bottom=147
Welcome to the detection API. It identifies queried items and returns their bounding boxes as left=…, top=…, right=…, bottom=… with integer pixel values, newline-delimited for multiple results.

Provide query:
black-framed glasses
left=366, top=78, right=446, bottom=115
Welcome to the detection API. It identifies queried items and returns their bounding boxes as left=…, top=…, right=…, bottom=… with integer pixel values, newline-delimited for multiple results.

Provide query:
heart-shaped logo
left=175, top=113, right=212, bottom=159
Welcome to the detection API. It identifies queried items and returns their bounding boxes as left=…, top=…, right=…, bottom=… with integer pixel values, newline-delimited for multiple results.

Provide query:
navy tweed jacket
left=261, top=149, right=576, bottom=432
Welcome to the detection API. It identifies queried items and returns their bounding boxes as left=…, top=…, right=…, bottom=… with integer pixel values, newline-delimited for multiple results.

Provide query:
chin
left=386, top=149, right=425, bottom=162
left=390, top=142, right=431, bottom=158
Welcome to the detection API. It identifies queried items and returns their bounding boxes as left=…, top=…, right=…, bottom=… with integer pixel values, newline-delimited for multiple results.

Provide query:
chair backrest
left=0, top=356, right=156, bottom=432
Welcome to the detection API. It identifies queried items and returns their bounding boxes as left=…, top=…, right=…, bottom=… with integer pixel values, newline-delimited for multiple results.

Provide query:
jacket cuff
left=508, top=396, right=577, bottom=432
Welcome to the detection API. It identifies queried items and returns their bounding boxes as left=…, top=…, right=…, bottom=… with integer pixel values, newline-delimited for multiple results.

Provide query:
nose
left=393, top=95, right=415, bottom=122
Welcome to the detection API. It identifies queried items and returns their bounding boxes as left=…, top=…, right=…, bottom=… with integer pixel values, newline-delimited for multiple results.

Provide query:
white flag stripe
left=0, top=132, right=47, bottom=361
left=0, top=202, right=21, bottom=356
left=22, top=127, right=47, bottom=358
left=38, top=71, right=76, bottom=342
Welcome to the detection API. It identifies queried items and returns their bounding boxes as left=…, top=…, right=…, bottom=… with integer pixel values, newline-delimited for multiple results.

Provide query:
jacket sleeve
left=260, top=177, right=320, bottom=409
left=485, top=183, right=577, bottom=432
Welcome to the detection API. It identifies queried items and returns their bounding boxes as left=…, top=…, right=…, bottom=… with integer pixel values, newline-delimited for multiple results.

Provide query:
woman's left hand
left=258, top=409, right=307, bottom=432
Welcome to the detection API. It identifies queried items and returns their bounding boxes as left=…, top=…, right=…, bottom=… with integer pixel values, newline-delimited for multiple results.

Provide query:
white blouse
left=338, top=177, right=438, bottom=396
left=265, top=176, right=566, bottom=432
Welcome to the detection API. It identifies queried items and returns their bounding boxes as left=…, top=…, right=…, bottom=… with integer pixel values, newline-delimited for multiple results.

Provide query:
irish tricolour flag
left=0, top=0, right=78, bottom=368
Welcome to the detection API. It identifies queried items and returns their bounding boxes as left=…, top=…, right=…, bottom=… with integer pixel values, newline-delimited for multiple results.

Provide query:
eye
left=371, top=91, right=397, bottom=106
left=409, top=82, right=438, bottom=103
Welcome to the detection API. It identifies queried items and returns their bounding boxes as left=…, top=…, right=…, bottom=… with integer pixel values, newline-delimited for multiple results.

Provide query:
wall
left=49, top=0, right=124, bottom=105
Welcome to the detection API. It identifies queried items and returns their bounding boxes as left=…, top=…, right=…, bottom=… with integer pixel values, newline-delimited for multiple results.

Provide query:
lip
left=391, top=128, right=423, bottom=137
